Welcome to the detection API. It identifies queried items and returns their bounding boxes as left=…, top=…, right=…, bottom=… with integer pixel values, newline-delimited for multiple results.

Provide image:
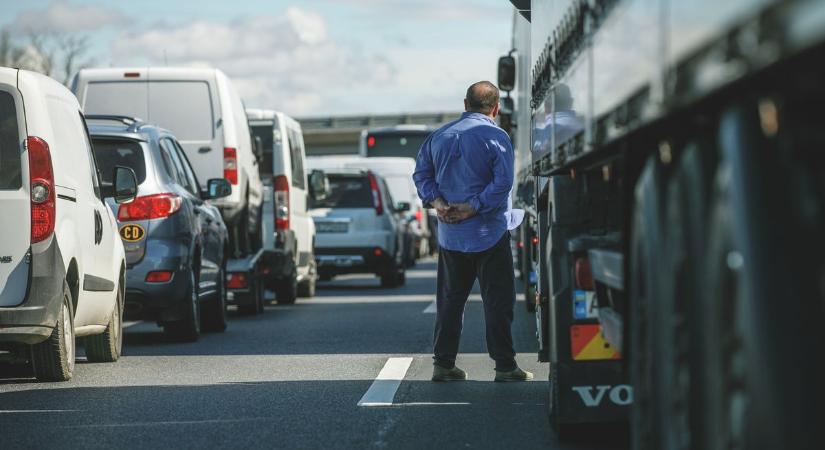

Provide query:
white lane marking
left=397, top=402, right=470, bottom=406
left=123, top=321, right=143, bottom=329
left=422, top=301, right=437, bottom=314
left=358, top=357, right=413, bottom=407
left=60, top=417, right=276, bottom=428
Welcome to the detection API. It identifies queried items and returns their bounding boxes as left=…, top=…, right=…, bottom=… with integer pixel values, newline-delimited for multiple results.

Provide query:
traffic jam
left=2, top=0, right=824, bottom=449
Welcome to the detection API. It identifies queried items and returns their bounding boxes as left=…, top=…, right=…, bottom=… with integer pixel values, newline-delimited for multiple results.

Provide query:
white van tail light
left=273, top=175, right=290, bottom=230
left=367, top=171, right=383, bottom=216
left=224, top=147, right=238, bottom=185
left=27, top=137, right=56, bottom=243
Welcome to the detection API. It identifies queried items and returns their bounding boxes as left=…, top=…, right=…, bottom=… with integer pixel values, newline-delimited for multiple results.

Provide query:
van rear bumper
left=315, top=246, right=394, bottom=277
left=0, top=238, right=65, bottom=345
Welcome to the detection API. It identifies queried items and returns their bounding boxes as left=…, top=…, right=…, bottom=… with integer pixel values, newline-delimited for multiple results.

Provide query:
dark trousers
left=433, top=232, right=517, bottom=372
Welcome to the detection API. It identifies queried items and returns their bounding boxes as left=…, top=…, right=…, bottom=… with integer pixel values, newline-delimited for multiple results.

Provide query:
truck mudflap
left=554, top=360, right=631, bottom=425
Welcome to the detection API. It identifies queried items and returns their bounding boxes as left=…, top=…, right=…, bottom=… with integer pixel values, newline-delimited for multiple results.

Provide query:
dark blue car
left=88, top=116, right=231, bottom=342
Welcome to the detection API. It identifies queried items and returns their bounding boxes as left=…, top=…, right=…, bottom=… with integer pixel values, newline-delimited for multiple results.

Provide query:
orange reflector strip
left=570, top=324, right=621, bottom=361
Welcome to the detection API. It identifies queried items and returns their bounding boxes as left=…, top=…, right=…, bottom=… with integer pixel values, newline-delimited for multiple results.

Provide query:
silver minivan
left=72, top=67, right=263, bottom=257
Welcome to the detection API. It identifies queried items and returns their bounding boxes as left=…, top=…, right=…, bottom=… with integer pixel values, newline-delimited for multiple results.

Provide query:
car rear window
left=0, top=91, right=21, bottom=190
left=309, top=174, right=372, bottom=209
left=148, top=81, right=214, bottom=141
left=91, top=138, right=147, bottom=185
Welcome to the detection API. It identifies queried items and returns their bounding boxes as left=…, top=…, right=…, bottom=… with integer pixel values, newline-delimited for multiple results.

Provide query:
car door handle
left=198, top=146, right=211, bottom=154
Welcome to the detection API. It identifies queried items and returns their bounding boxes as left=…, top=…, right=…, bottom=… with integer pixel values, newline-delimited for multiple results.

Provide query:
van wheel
left=201, top=264, right=228, bottom=332
left=237, top=278, right=264, bottom=314
left=164, top=269, right=200, bottom=342
left=85, top=281, right=124, bottom=362
left=32, top=281, right=75, bottom=382
left=277, top=271, right=298, bottom=304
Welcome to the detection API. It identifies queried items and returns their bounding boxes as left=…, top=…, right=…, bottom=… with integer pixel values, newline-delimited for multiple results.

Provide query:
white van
left=72, top=67, right=263, bottom=256
left=246, top=109, right=317, bottom=301
left=0, top=68, right=137, bottom=381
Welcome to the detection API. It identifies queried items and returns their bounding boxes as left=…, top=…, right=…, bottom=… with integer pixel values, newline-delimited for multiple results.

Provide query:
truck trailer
left=503, top=0, right=825, bottom=448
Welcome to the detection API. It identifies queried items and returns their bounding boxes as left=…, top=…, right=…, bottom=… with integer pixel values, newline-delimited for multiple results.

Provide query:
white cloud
left=11, top=0, right=125, bottom=33
left=110, top=8, right=397, bottom=116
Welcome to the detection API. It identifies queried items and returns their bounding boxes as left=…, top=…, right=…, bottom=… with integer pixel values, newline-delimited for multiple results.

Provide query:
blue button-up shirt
left=413, top=112, right=514, bottom=253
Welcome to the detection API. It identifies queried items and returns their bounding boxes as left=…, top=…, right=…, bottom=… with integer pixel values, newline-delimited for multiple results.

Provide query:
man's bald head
left=465, top=81, right=500, bottom=116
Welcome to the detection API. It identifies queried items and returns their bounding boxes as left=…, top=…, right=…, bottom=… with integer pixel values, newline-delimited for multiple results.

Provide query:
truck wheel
left=164, top=269, right=200, bottom=342
left=277, top=272, right=298, bottom=304
left=547, top=363, right=571, bottom=440
left=85, top=280, right=124, bottom=362
left=659, top=143, right=715, bottom=450
left=698, top=104, right=823, bottom=450
left=32, top=281, right=75, bottom=382
left=629, top=157, right=666, bottom=450
left=201, top=264, right=228, bottom=332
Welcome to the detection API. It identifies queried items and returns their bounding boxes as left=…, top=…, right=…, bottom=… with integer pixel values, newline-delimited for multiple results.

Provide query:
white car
left=72, top=67, right=263, bottom=257
left=307, top=156, right=429, bottom=263
left=246, top=109, right=320, bottom=302
left=0, top=68, right=137, bottom=381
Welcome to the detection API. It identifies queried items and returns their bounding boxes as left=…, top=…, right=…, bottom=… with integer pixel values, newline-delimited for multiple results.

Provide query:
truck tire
left=32, top=281, right=75, bottom=382
left=237, top=278, right=264, bottom=314
left=629, top=157, right=666, bottom=450
left=697, top=103, right=823, bottom=450
left=85, top=280, right=124, bottom=362
left=547, top=363, right=571, bottom=441
left=659, top=143, right=714, bottom=450
left=164, top=269, right=201, bottom=342
left=201, top=264, right=228, bottom=332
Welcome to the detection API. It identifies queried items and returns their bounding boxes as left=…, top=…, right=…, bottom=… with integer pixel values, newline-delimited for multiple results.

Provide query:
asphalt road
left=0, top=258, right=627, bottom=449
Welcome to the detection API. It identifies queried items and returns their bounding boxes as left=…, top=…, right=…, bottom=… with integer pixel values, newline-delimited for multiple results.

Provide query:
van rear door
left=147, top=70, right=221, bottom=186
left=0, top=72, right=32, bottom=307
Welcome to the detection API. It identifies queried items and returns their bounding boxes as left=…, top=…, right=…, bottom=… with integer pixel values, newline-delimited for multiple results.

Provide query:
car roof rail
left=85, top=115, right=145, bottom=131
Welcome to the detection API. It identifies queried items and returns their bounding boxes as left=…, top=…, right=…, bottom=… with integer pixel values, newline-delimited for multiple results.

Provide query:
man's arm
left=412, top=134, right=444, bottom=208
left=467, top=133, right=514, bottom=216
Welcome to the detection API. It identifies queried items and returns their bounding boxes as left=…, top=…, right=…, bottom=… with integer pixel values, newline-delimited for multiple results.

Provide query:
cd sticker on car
left=120, top=224, right=146, bottom=242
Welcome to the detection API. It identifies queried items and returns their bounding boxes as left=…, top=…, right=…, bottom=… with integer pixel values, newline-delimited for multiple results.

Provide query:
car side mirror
left=204, top=178, right=232, bottom=200
left=112, top=166, right=137, bottom=204
left=498, top=54, right=516, bottom=92
left=252, top=136, right=264, bottom=163
left=395, top=201, right=411, bottom=213
left=308, top=169, right=329, bottom=201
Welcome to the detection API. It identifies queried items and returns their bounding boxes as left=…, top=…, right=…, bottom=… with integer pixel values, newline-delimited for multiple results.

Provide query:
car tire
left=201, top=263, right=228, bottom=332
left=380, top=259, right=404, bottom=288
left=85, top=279, right=124, bottom=363
left=277, top=271, right=298, bottom=304
left=32, top=281, right=75, bottom=382
left=297, top=263, right=316, bottom=298
left=237, top=277, right=263, bottom=315
left=164, top=268, right=200, bottom=342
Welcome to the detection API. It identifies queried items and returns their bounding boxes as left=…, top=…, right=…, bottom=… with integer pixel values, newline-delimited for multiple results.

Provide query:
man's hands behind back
left=433, top=198, right=477, bottom=224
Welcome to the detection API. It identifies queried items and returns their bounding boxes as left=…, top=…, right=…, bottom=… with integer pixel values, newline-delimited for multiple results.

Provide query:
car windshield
left=309, top=174, right=372, bottom=209
left=91, top=138, right=147, bottom=185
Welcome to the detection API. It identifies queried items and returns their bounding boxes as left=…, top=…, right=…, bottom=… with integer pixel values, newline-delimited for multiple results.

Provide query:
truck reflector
left=570, top=324, right=621, bottom=361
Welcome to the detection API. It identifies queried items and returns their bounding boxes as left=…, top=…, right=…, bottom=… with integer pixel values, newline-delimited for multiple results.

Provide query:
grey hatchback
left=87, top=116, right=231, bottom=342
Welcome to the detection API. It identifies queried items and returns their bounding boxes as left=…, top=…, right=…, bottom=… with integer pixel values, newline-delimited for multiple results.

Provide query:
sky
left=0, top=0, right=513, bottom=117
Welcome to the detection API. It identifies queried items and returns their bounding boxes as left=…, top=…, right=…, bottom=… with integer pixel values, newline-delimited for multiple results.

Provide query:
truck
left=502, top=1, right=824, bottom=449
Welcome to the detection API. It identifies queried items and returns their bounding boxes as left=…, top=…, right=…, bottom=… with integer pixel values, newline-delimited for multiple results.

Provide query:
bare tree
left=0, top=28, right=92, bottom=86
left=58, top=34, right=92, bottom=85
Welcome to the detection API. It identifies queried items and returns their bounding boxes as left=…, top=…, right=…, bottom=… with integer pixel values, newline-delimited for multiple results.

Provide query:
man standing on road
left=413, top=81, right=533, bottom=382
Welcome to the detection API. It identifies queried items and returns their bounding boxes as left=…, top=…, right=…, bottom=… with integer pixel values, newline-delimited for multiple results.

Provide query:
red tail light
left=226, top=273, right=247, bottom=289
left=373, top=247, right=383, bottom=257
left=575, top=257, right=594, bottom=291
left=517, top=241, right=524, bottom=249
left=273, top=175, right=290, bottom=230
left=367, top=135, right=376, bottom=148
left=27, top=137, right=56, bottom=243
left=224, top=147, right=238, bottom=185
left=145, top=271, right=173, bottom=282
left=415, top=207, right=423, bottom=224
left=367, top=171, right=383, bottom=216
left=118, top=193, right=182, bottom=221
left=532, top=236, right=539, bottom=245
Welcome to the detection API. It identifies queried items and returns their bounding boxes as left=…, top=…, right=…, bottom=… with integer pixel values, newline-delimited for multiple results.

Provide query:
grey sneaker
left=494, top=367, right=534, bottom=382
left=432, top=365, right=468, bottom=381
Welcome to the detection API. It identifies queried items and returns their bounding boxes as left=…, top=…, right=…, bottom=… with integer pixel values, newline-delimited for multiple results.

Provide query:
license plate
left=316, top=222, right=348, bottom=233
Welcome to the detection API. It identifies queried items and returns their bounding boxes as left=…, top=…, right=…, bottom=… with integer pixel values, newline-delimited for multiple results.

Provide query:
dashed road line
left=123, top=321, right=143, bottom=329
left=358, top=357, right=413, bottom=407
left=422, top=301, right=437, bottom=313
